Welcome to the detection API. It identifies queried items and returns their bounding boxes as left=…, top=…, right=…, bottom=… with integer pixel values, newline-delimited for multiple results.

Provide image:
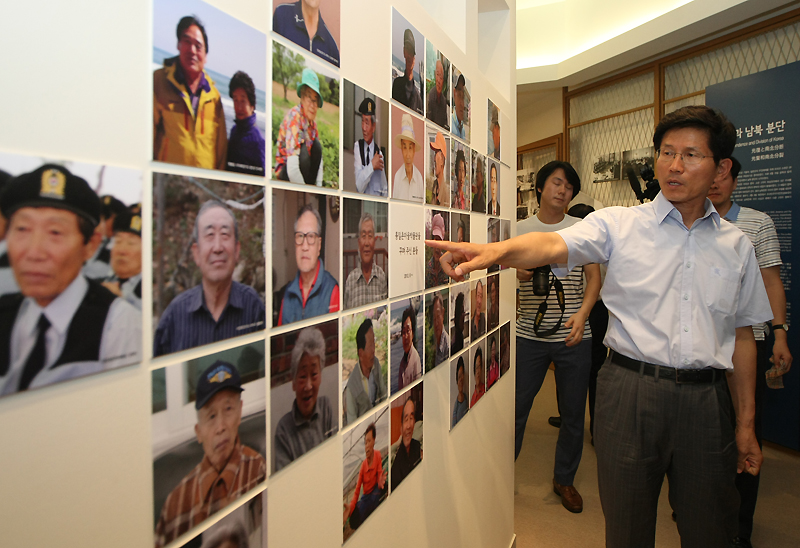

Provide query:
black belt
left=610, top=351, right=723, bottom=384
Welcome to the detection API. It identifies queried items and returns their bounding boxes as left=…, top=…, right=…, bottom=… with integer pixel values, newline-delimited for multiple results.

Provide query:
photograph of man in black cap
left=101, top=208, right=143, bottom=310
left=0, top=168, right=19, bottom=296
left=451, top=67, right=470, bottom=142
left=154, top=358, right=266, bottom=548
left=0, top=164, right=142, bottom=396
left=353, top=97, right=388, bottom=197
left=83, top=194, right=126, bottom=280
left=391, top=11, right=423, bottom=114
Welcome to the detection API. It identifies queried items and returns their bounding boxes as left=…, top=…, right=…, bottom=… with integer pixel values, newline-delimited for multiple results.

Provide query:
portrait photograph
left=450, top=138, right=471, bottom=211
left=272, top=41, right=340, bottom=188
left=273, top=0, right=340, bottom=68
left=424, top=288, right=450, bottom=373
left=426, top=126, right=450, bottom=207
left=270, top=318, right=339, bottom=475
left=469, top=337, right=486, bottom=408
left=153, top=0, right=267, bottom=174
left=471, top=150, right=487, bottom=213
left=389, top=296, right=423, bottom=395
left=272, top=188, right=340, bottom=326
left=470, top=278, right=487, bottom=342
left=388, top=202, right=424, bottom=297
left=342, top=81, right=389, bottom=197
left=342, top=198, right=388, bottom=310
left=152, top=173, right=266, bottom=358
left=173, top=491, right=265, bottom=548
left=487, top=99, right=501, bottom=161
left=449, top=281, right=471, bottom=357
left=391, top=8, right=424, bottom=115
left=487, top=158, right=501, bottom=216
left=0, top=152, right=142, bottom=397
left=486, top=328, right=500, bottom=391
left=487, top=273, right=500, bottom=332
left=487, top=217, right=500, bottom=273
left=424, top=41, right=450, bottom=131
left=424, top=208, right=450, bottom=289
left=342, top=407, right=389, bottom=543
left=390, top=105, right=425, bottom=203
left=450, top=65, right=471, bottom=143
left=451, top=211, right=471, bottom=245
left=390, top=382, right=424, bottom=492
left=499, top=322, right=510, bottom=378
left=151, top=340, right=267, bottom=547
left=450, top=354, right=470, bottom=430
left=341, top=306, right=389, bottom=428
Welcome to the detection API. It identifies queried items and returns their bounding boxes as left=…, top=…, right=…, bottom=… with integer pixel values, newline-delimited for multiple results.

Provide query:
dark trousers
left=736, top=338, right=768, bottom=540
left=515, top=337, right=591, bottom=486
left=349, top=488, right=384, bottom=529
left=595, top=359, right=738, bottom=548
left=587, top=300, right=609, bottom=437
left=276, top=138, right=322, bottom=185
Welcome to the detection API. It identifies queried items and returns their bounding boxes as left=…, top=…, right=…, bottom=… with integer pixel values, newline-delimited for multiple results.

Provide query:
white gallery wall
left=0, top=0, right=517, bottom=547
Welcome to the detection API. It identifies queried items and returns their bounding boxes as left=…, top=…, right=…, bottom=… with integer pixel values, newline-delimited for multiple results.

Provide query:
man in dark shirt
left=426, top=59, right=449, bottom=129
left=391, top=398, right=422, bottom=490
left=154, top=201, right=265, bottom=356
left=392, top=29, right=423, bottom=114
left=273, top=0, right=340, bottom=67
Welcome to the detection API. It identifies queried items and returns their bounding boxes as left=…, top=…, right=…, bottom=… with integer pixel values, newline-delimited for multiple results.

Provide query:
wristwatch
left=771, top=323, right=789, bottom=333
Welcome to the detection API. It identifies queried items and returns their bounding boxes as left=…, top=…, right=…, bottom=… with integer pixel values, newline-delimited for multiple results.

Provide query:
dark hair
left=729, top=156, right=741, bottom=180
left=229, top=71, right=256, bottom=110
left=474, top=346, right=483, bottom=372
left=456, top=149, right=466, bottom=175
left=567, top=203, right=594, bottom=219
left=490, top=162, right=498, bottom=181
left=77, top=216, right=96, bottom=244
left=402, top=305, right=416, bottom=345
left=456, top=356, right=465, bottom=376
left=356, top=318, right=373, bottom=351
left=365, top=422, right=376, bottom=441
left=177, top=15, right=208, bottom=53
left=429, top=293, right=443, bottom=324
left=535, top=161, right=581, bottom=204
left=490, top=336, right=497, bottom=351
left=454, top=293, right=465, bottom=329
left=652, top=105, right=736, bottom=164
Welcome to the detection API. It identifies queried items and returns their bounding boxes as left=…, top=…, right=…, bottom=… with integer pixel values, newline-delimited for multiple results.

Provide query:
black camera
left=532, top=265, right=551, bottom=296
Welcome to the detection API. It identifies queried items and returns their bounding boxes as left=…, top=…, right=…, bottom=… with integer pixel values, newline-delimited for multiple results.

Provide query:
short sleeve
left=734, top=243, right=773, bottom=328
left=754, top=215, right=782, bottom=269
left=554, top=210, right=615, bottom=274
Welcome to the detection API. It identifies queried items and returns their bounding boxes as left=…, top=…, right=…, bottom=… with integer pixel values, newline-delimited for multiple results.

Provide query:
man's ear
left=716, top=158, right=732, bottom=180
left=191, top=242, right=199, bottom=266
left=83, top=229, right=103, bottom=262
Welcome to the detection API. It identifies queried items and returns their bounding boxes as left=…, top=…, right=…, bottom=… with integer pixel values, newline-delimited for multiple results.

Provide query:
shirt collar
left=33, top=275, right=88, bottom=336
left=188, top=282, right=243, bottom=315
left=290, top=398, right=320, bottom=426
left=234, top=113, right=257, bottom=129
left=724, top=201, right=741, bottom=222
left=652, top=192, right=721, bottom=228
left=198, top=439, right=243, bottom=498
left=292, top=1, right=328, bottom=43
left=173, top=60, right=210, bottom=95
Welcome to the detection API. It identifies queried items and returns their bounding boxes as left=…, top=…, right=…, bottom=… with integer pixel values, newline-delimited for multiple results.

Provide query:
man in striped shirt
left=708, top=156, right=792, bottom=548
left=514, top=161, right=600, bottom=514
left=154, top=361, right=266, bottom=547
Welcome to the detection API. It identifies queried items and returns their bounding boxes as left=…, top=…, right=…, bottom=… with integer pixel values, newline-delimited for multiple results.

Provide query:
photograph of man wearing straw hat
left=426, top=129, right=449, bottom=207
left=390, top=107, right=424, bottom=203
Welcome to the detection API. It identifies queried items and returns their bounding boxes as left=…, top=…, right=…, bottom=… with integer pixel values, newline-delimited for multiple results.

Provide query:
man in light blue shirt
left=427, top=106, right=772, bottom=548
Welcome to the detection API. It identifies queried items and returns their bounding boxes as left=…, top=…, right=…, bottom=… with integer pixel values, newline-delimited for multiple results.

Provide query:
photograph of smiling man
left=151, top=340, right=266, bottom=547
left=152, top=173, right=265, bottom=358
left=270, top=319, right=339, bottom=474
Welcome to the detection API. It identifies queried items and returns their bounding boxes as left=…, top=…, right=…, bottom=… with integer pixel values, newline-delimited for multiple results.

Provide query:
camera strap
left=533, top=273, right=566, bottom=337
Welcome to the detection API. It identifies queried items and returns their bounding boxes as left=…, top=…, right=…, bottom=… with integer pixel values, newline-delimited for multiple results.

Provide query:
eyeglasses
left=657, top=149, right=712, bottom=166
left=294, top=231, right=319, bottom=245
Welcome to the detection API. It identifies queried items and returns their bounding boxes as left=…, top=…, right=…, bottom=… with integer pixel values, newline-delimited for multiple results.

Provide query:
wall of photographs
left=0, top=0, right=516, bottom=547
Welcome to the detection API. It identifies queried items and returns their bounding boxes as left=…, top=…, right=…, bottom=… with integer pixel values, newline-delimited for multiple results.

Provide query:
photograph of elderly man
left=451, top=67, right=470, bottom=143
left=342, top=410, right=389, bottom=541
left=152, top=343, right=266, bottom=548
left=342, top=83, right=389, bottom=197
left=153, top=174, right=266, bottom=357
left=390, top=383, right=423, bottom=491
left=342, top=307, right=388, bottom=427
left=391, top=107, right=424, bottom=202
left=273, top=0, right=340, bottom=67
left=391, top=10, right=424, bottom=114
left=390, top=297, right=423, bottom=394
left=273, top=190, right=340, bottom=326
left=272, top=43, right=340, bottom=188
left=0, top=159, right=142, bottom=396
left=270, top=320, right=339, bottom=473
left=153, top=1, right=267, bottom=172
left=425, top=289, right=449, bottom=372
left=426, top=129, right=449, bottom=207
left=425, top=42, right=449, bottom=131
left=343, top=199, right=388, bottom=310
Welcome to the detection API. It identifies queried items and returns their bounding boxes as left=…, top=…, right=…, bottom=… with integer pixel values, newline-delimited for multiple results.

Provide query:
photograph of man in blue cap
left=154, top=359, right=266, bottom=548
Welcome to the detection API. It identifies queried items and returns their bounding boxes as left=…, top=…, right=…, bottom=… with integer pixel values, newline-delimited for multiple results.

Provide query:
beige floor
left=514, top=369, right=800, bottom=547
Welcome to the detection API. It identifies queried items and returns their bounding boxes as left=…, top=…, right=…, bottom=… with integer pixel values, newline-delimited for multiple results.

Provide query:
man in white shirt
left=392, top=113, right=424, bottom=202
left=0, top=164, right=141, bottom=396
left=353, top=98, right=388, bottom=197
left=427, top=106, right=771, bottom=547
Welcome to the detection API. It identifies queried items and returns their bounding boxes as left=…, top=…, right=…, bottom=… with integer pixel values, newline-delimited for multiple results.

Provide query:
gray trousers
left=594, top=358, right=739, bottom=548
